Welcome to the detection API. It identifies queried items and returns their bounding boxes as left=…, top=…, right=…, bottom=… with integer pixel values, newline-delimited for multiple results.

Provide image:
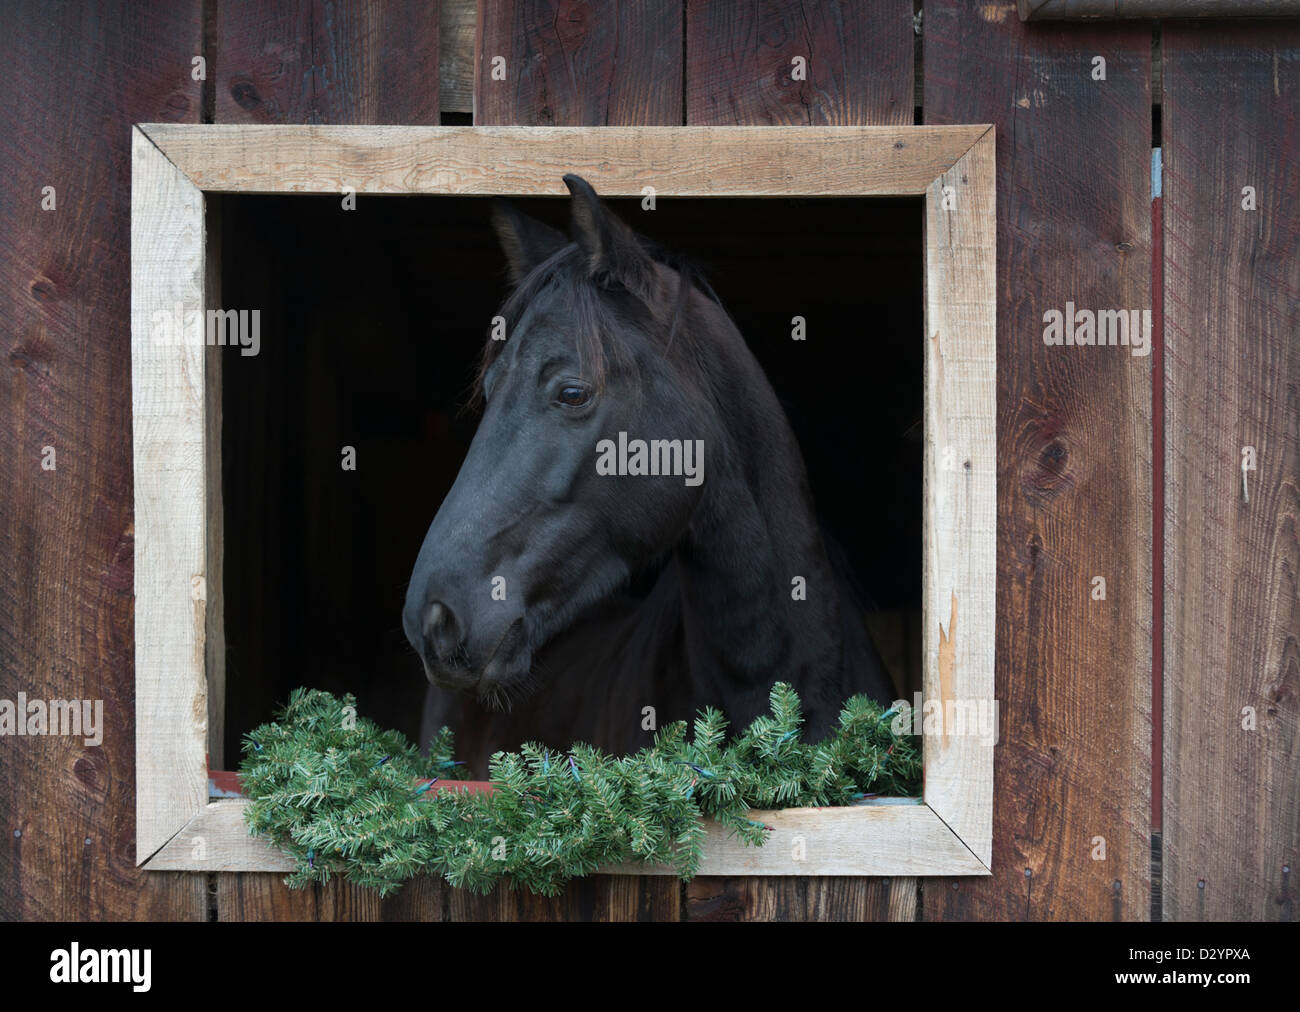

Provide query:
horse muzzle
left=408, top=600, right=530, bottom=696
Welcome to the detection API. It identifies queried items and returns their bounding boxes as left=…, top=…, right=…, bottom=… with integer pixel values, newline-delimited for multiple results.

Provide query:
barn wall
left=0, top=0, right=1295, bottom=922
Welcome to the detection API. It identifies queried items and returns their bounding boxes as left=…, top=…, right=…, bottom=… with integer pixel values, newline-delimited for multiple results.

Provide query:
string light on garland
left=239, top=682, right=921, bottom=897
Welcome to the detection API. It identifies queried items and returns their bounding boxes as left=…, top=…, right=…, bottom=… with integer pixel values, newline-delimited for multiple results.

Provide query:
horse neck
left=672, top=301, right=845, bottom=713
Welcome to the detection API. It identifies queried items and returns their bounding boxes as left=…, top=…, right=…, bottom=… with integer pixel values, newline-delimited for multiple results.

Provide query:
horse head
left=403, top=176, right=718, bottom=707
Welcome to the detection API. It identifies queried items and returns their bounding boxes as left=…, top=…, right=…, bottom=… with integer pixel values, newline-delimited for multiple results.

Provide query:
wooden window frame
left=131, top=124, right=996, bottom=876
left=1018, top=0, right=1300, bottom=19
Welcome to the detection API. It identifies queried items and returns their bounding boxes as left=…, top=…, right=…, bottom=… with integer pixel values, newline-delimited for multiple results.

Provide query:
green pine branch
left=238, top=683, right=921, bottom=898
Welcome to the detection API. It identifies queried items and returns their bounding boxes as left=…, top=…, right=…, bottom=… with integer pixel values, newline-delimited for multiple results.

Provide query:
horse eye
left=556, top=383, right=592, bottom=408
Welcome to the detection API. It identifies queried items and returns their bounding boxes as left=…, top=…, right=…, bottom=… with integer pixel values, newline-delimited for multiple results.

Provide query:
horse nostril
left=423, top=601, right=463, bottom=661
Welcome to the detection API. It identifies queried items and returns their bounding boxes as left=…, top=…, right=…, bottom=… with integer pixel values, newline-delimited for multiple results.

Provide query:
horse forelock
left=471, top=238, right=721, bottom=406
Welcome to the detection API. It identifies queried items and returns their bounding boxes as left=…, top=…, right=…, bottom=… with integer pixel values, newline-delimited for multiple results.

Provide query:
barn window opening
left=214, top=193, right=924, bottom=771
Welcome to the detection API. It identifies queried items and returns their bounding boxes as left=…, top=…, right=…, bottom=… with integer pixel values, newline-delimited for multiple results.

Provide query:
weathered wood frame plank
left=922, top=134, right=998, bottom=867
left=140, top=124, right=989, bottom=196
left=1019, top=0, right=1300, bottom=18
left=132, top=124, right=996, bottom=876
left=132, top=128, right=211, bottom=864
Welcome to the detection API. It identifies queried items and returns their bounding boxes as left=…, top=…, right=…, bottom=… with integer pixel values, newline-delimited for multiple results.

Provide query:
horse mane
left=470, top=237, right=723, bottom=407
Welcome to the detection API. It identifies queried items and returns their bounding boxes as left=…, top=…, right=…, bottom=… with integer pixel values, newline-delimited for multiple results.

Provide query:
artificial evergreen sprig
left=239, top=683, right=921, bottom=897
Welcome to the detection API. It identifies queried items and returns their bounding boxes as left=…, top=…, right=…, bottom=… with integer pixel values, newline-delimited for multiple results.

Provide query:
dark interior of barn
left=215, top=193, right=924, bottom=768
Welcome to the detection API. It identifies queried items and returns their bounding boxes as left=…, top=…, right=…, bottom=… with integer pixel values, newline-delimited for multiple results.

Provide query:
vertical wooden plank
left=379, top=876, right=445, bottom=921
left=215, top=2, right=312, bottom=123
left=924, top=2, right=1152, bottom=920
left=1161, top=21, right=1300, bottom=922
left=685, top=0, right=918, bottom=920
left=446, top=874, right=674, bottom=922
left=218, top=872, right=442, bottom=922
left=0, top=0, right=207, bottom=919
left=213, top=0, right=442, bottom=922
left=1150, top=143, right=1165, bottom=922
left=447, top=878, right=598, bottom=921
left=686, top=0, right=914, bottom=125
left=216, top=0, right=439, bottom=125
left=314, top=880, right=384, bottom=921
left=475, top=0, right=682, bottom=125
left=440, top=0, right=477, bottom=114
left=217, top=874, right=319, bottom=921
left=593, top=875, right=682, bottom=922
left=686, top=877, right=916, bottom=921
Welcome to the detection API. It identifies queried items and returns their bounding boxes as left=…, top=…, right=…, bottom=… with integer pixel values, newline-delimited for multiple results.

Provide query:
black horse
left=403, top=175, right=894, bottom=772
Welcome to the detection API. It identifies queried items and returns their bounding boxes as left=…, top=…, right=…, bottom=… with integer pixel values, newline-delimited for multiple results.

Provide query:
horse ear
left=563, top=174, right=654, bottom=297
left=490, top=200, right=568, bottom=286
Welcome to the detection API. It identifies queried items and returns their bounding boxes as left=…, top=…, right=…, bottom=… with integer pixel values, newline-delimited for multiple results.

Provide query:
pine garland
left=239, top=683, right=920, bottom=897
